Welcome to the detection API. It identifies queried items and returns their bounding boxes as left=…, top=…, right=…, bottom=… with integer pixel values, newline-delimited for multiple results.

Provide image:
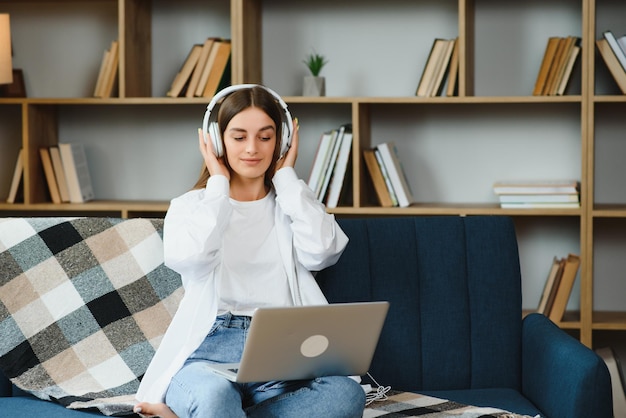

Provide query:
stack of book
left=492, top=180, right=580, bottom=209
left=307, top=124, right=353, bottom=208
left=362, top=142, right=414, bottom=208
left=166, top=38, right=232, bottom=98
left=415, top=37, right=459, bottom=97
left=596, top=30, right=626, bottom=94
left=536, top=253, right=581, bottom=323
left=532, top=35, right=581, bottom=96
left=38, top=143, right=94, bottom=204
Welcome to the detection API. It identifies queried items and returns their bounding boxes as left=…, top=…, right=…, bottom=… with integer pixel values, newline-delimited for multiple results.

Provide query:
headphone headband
left=202, top=84, right=293, bottom=158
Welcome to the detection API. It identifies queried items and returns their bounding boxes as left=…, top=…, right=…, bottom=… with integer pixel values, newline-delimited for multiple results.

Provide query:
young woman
left=134, top=85, right=365, bottom=418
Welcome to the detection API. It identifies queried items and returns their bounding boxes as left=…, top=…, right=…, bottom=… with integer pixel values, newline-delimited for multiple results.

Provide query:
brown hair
left=193, top=86, right=284, bottom=190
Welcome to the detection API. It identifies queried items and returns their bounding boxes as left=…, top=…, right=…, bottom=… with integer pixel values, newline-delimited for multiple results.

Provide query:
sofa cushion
left=317, top=216, right=523, bottom=393
left=0, top=218, right=183, bottom=415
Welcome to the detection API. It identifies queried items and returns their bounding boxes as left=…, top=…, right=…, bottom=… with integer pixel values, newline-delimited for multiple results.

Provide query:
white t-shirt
left=218, top=190, right=292, bottom=316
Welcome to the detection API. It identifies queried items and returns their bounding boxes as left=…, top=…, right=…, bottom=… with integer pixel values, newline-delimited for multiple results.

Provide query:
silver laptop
left=207, top=301, right=389, bottom=383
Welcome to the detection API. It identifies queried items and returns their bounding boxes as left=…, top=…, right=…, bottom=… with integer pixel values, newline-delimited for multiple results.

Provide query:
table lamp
left=0, top=14, right=13, bottom=85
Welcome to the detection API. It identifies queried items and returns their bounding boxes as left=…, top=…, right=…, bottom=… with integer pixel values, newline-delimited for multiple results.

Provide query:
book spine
left=374, top=149, right=398, bottom=207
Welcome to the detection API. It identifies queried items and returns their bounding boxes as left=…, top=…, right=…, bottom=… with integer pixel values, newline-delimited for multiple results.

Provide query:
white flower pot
left=303, top=76, right=326, bottom=96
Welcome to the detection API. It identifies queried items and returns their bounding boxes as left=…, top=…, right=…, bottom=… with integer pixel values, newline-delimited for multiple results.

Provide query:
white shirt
left=136, top=167, right=349, bottom=403
left=219, top=192, right=292, bottom=315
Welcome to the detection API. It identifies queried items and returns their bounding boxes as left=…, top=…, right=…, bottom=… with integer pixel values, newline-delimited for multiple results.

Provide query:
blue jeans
left=165, top=313, right=366, bottom=418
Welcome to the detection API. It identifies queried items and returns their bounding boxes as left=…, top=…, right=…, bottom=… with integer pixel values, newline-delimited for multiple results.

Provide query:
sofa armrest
left=521, top=313, right=612, bottom=418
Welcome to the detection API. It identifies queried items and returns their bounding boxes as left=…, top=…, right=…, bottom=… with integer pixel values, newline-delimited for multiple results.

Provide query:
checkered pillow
left=0, top=217, right=183, bottom=415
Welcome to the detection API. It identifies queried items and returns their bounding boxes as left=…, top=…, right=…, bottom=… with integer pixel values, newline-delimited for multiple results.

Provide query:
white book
left=325, top=130, right=353, bottom=208
left=493, top=180, right=579, bottom=195
left=498, top=194, right=579, bottom=203
left=617, top=34, right=626, bottom=57
left=604, top=30, right=626, bottom=73
left=307, top=131, right=334, bottom=195
left=376, top=142, right=414, bottom=208
left=317, top=126, right=345, bottom=202
left=374, top=148, right=398, bottom=207
left=499, top=202, right=580, bottom=209
left=58, top=143, right=95, bottom=203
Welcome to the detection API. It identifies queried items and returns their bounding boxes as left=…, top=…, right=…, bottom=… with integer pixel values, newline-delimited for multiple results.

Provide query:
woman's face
left=223, top=106, right=277, bottom=181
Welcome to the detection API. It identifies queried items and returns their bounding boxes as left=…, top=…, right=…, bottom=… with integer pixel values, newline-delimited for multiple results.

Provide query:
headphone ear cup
left=208, top=122, right=223, bottom=157
left=281, top=121, right=291, bottom=157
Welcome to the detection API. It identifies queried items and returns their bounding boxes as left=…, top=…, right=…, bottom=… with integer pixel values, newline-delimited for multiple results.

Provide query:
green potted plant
left=302, top=50, right=328, bottom=96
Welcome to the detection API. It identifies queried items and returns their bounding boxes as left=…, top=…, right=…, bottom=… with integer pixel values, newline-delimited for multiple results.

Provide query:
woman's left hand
left=275, top=118, right=299, bottom=173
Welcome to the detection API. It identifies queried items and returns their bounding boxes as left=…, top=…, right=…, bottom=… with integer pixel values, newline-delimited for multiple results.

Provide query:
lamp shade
left=0, top=14, right=12, bottom=84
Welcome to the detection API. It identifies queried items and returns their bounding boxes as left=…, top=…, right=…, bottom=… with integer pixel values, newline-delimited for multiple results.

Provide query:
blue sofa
left=0, top=216, right=612, bottom=417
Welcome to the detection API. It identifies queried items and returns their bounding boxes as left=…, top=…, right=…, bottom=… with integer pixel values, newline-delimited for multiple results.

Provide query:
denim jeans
left=165, top=313, right=366, bottom=418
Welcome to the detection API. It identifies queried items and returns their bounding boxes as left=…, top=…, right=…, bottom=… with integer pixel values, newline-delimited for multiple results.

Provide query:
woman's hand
left=198, top=128, right=230, bottom=180
left=274, top=118, right=299, bottom=173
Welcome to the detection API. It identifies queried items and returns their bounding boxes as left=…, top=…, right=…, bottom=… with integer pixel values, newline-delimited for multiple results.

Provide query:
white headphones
left=202, top=84, right=293, bottom=158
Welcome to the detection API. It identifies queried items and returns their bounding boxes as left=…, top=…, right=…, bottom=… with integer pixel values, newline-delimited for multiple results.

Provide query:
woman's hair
left=193, top=86, right=284, bottom=190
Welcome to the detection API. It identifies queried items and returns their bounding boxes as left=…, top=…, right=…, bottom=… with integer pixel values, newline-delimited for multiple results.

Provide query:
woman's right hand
left=198, top=128, right=230, bottom=180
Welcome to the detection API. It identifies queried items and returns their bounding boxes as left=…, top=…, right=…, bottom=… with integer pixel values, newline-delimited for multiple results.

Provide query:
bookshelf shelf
left=330, top=204, right=582, bottom=217
left=1, top=0, right=625, bottom=347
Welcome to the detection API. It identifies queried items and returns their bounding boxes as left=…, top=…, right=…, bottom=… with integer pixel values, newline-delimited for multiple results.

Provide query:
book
left=94, top=40, right=119, bottom=98
left=101, top=40, right=119, bottom=98
left=186, top=38, right=216, bottom=98
left=166, top=44, right=203, bottom=98
left=318, top=126, right=346, bottom=202
left=597, top=38, right=626, bottom=94
left=556, top=45, right=580, bottom=96
left=6, top=149, right=24, bottom=204
left=326, top=128, right=353, bottom=208
left=195, top=38, right=221, bottom=97
left=58, top=143, right=95, bottom=203
left=548, top=253, right=581, bottom=323
left=374, top=148, right=399, bottom=207
left=542, top=37, right=568, bottom=95
left=307, top=131, right=335, bottom=195
left=445, top=37, right=460, bottom=97
left=428, top=38, right=455, bottom=97
left=499, top=202, right=580, bottom=209
left=202, top=40, right=232, bottom=98
left=376, top=142, right=414, bottom=208
left=547, top=36, right=578, bottom=96
left=93, top=48, right=110, bottom=97
left=604, top=30, right=626, bottom=74
left=498, top=193, right=579, bottom=203
left=618, top=34, right=626, bottom=60
left=363, top=149, right=393, bottom=207
left=493, top=180, right=579, bottom=195
left=49, top=146, right=70, bottom=202
left=595, top=347, right=626, bottom=417
left=416, top=38, right=448, bottom=97
left=533, top=37, right=561, bottom=96
left=39, top=147, right=62, bottom=204
left=537, top=256, right=565, bottom=315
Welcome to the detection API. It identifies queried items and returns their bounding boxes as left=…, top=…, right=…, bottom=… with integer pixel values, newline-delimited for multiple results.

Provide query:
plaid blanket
left=364, top=390, right=538, bottom=418
left=0, top=217, right=183, bottom=415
